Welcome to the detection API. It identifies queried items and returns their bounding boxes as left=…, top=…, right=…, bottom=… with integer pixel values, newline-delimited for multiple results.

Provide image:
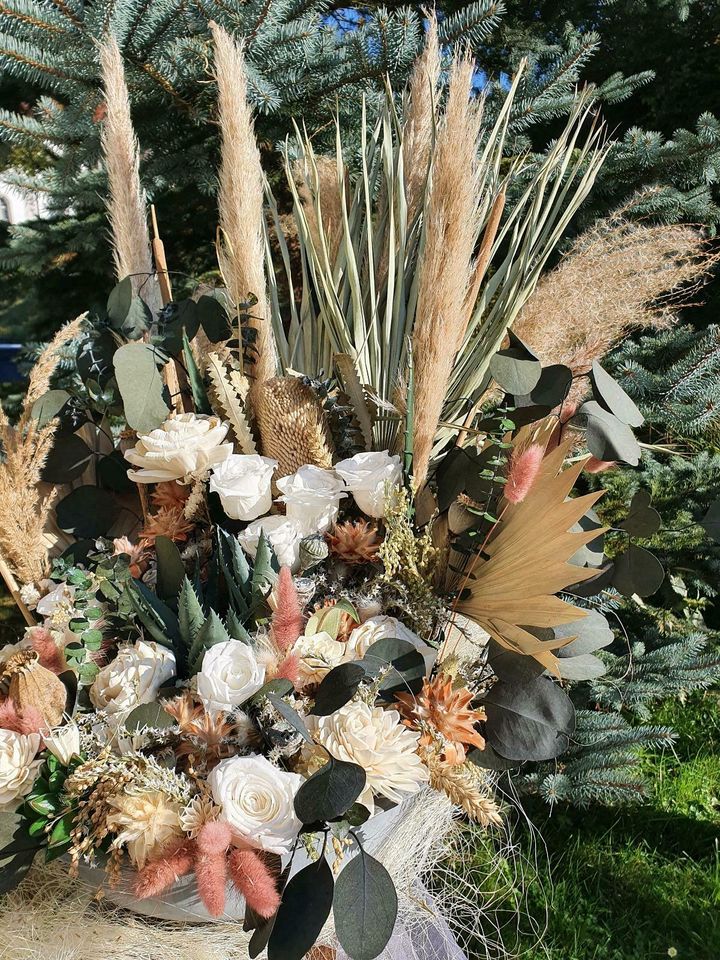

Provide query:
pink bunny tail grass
left=504, top=444, right=544, bottom=504
left=271, top=566, right=303, bottom=651
left=274, top=652, right=300, bottom=687
left=0, top=698, right=45, bottom=735
left=195, top=822, right=233, bottom=917
left=228, top=849, right=280, bottom=919
left=585, top=456, right=617, bottom=474
left=133, top=839, right=196, bottom=899
left=27, top=627, right=66, bottom=674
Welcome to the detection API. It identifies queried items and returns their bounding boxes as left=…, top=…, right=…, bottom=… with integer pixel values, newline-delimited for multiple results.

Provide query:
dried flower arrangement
left=0, top=19, right=704, bottom=960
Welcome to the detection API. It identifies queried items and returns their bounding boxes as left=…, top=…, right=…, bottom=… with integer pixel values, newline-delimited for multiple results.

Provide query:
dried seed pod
left=3, top=651, right=67, bottom=726
left=253, top=377, right=335, bottom=477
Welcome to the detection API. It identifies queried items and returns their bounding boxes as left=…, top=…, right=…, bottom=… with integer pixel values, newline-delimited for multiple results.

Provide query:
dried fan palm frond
left=211, top=22, right=277, bottom=386
left=98, top=37, right=159, bottom=310
left=206, top=353, right=257, bottom=454
left=253, top=376, right=334, bottom=477
left=513, top=216, right=719, bottom=403
left=457, top=441, right=606, bottom=675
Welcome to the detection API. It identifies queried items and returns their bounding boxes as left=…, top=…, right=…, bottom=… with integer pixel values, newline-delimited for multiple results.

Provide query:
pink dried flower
left=271, top=567, right=303, bottom=652
left=504, top=444, right=544, bottom=504
left=228, top=848, right=280, bottom=919
left=0, top=698, right=45, bottom=735
left=133, top=839, right=196, bottom=899
left=274, top=653, right=300, bottom=688
left=27, top=627, right=66, bottom=674
left=195, top=821, right=232, bottom=917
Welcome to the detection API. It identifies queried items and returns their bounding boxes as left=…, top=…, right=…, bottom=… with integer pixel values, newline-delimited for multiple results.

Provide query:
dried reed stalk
left=411, top=53, right=484, bottom=488
left=0, top=318, right=84, bottom=589
left=98, top=37, right=158, bottom=308
left=420, top=746, right=502, bottom=827
left=211, top=21, right=277, bottom=387
left=402, top=16, right=440, bottom=226
left=514, top=216, right=719, bottom=403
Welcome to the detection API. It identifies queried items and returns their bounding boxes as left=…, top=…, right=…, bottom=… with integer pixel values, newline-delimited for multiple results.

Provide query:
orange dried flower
left=164, top=692, right=251, bottom=765
left=140, top=505, right=194, bottom=544
left=327, top=521, right=381, bottom=565
left=396, top=673, right=486, bottom=764
left=151, top=481, right=191, bottom=511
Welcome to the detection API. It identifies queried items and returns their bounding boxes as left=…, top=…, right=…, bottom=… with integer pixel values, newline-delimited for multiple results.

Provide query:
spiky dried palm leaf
left=457, top=441, right=606, bottom=675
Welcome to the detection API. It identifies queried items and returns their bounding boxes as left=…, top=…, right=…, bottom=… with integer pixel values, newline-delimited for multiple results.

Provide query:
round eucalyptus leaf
left=268, top=859, right=334, bottom=960
left=554, top=609, right=614, bottom=656
left=55, top=486, right=123, bottom=538
left=113, top=342, right=170, bottom=434
left=569, top=507, right=605, bottom=568
left=294, top=757, right=366, bottom=824
left=197, top=294, right=233, bottom=342
left=311, top=662, right=367, bottom=716
left=528, top=364, right=573, bottom=407
left=568, top=562, right=615, bottom=597
left=557, top=653, right=606, bottom=681
left=361, top=638, right=425, bottom=697
left=466, top=744, right=520, bottom=771
left=619, top=489, right=662, bottom=538
left=31, top=389, right=70, bottom=427
left=612, top=544, right=665, bottom=598
left=577, top=401, right=641, bottom=466
left=489, top=331, right=542, bottom=396
left=42, top=433, right=93, bottom=484
left=124, top=701, right=175, bottom=732
left=487, top=638, right=546, bottom=683
left=106, top=277, right=133, bottom=325
left=590, top=361, right=644, bottom=427
left=483, top=677, right=575, bottom=762
left=97, top=449, right=136, bottom=493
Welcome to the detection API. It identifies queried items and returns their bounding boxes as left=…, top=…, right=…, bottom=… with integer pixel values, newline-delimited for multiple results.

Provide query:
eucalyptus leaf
left=612, top=544, right=665, bottom=598
left=577, top=401, right=641, bottom=466
left=113, top=342, right=170, bottom=433
left=55, top=486, right=122, bottom=538
left=700, top=501, right=720, bottom=543
left=42, top=433, right=93, bottom=484
left=482, top=677, right=575, bottom=762
left=489, top=331, right=542, bottom=396
left=333, top=846, right=398, bottom=960
left=197, top=294, right=232, bottom=342
left=554, top=609, right=614, bottom=656
left=360, top=638, right=425, bottom=697
left=467, top=744, right=519, bottom=772
left=294, top=757, right=366, bottom=823
left=266, top=693, right=313, bottom=743
left=590, top=361, right=644, bottom=427
left=619, top=490, right=662, bottom=538
left=31, top=389, right=70, bottom=427
left=311, top=662, right=367, bottom=716
left=268, top=858, right=334, bottom=960
left=527, top=364, right=573, bottom=408
left=556, top=653, right=606, bottom=680
left=124, top=701, right=175, bottom=732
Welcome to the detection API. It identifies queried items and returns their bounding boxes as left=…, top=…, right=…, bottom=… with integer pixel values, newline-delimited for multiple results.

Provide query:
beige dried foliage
left=253, top=376, right=335, bottom=477
left=412, top=52, right=485, bottom=488
left=206, top=353, right=257, bottom=454
left=420, top=745, right=502, bottom=827
left=0, top=317, right=84, bottom=584
left=211, top=21, right=277, bottom=386
left=402, top=15, right=440, bottom=225
left=98, top=37, right=157, bottom=307
left=457, top=441, right=606, bottom=675
left=514, top=216, right=719, bottom=402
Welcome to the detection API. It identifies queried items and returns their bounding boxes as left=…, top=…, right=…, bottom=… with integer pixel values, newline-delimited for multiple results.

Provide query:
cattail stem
left=150, top=205, right=188, bottom=413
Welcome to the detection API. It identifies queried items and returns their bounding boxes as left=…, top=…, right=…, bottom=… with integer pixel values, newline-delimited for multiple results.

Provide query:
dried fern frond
left=206, top=353, right=257, bottom=454
left=253, top=377, right=334, bottom=477
left=420, top=746, right=502, bottom=827
left=457, top=441, right=606, bottom=675
left=211, top=21, right=277, bottom=387
left=98, top=36, right=158, bottom=309
left=514, top=216, right=719, bottom=402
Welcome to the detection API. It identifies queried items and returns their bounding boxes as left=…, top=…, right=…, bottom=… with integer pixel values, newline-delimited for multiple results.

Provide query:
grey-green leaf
left=113, top=342, right=170, bottom=433
left=333, top=847, right=398, bottom=960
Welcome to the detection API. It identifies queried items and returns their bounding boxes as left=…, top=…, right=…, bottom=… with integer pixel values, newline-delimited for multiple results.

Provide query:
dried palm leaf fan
left=268, top=24, right=609, bottom=485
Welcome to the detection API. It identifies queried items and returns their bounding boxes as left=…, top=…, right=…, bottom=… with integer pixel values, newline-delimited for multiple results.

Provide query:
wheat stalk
left=211, top=21, right=277, bottom=387
left=420, top=746, right=502, bottom=827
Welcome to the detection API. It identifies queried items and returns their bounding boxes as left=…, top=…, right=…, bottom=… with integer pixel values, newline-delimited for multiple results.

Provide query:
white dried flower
left=209, top=454, right=278, bottom=521
left=292, top=631, right=345, bottom=686
left=90, top=639, right=176, bottom=721
left=195, top=640, right=266, bottom=713
left=0, top=730, right=42, bottom=812
left=344, top=615, right=436, bottom=673
left=238, top=515, right=304, bottom=572
left=125, top=413, right=232, bottom=484
left=276, top=465, right=346, bottom=536
left=334, top=451, right=402, bottom=518
left=106, top=789, right=184, bottom=868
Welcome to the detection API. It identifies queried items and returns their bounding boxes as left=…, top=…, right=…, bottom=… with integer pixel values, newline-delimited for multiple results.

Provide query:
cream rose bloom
left=306, top=702, right=428, bottom=813
left=292, top=631, right=345, bottom=686
left=334, top=451, right=402, bottom=519
left=276, top=465, right=346, bottom=536
left=209, top=454, right=278, bottom=521
left=344, top=615, right=437, bottom=673
left=90, top=639, right=176, bottom=720
left=209, top=754, right=303, bottom=854
left=125, top=413, right=232, bottom=484
left=0, top=730, right=42, bottom=812
left=196, top=640, right=266, bottom=712
left=238, top=515, right=304, bottom=572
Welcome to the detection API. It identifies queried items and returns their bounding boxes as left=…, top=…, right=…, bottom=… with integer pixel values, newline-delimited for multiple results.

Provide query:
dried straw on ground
left=411, top=52, right=485, bottom=488
left=98, top=37, right=158, bottom=309
left=211, top=21, right=277, bottom=387
left=514, top=216, right=719, bottom=399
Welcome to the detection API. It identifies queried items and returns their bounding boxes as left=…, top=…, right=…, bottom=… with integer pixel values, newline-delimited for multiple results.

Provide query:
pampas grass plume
left=504, top=444, right=544, bottom=504
left=271, top=567, right=303, bottom=651
left=133, top=839, right=196, bottom=900
left=228, top=849, right=280, bottom=919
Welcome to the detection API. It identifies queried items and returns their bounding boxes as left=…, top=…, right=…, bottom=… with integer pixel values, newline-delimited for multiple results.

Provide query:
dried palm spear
left=253, top=377, right=335, bottom=477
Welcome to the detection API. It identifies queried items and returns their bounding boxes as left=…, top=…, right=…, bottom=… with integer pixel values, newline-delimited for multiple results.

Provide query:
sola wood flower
left=327, top=520, right=382, bottom=564
left=125, top=413, right=232, bottom=484
left=106, top=789, right=184, bottom=869
left=396, top=674, right=486, bottom=764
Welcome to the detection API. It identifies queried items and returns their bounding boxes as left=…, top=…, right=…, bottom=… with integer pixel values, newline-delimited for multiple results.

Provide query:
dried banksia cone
left=253, top=377, right=335, bottom=477
left=327, top=521, right=381, bottom=565
left=3, top=652, right=67, bottom=726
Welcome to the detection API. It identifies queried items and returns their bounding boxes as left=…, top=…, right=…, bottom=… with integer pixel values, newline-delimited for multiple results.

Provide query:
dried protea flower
left=151, top=481, right=191, bottom=511
left=140, top=505, right=194, bottom=544
left=327, top=521, right=382, bottom=565
left=253, top=377, right=335, bottom=477
left=396, top=673, right=486, bottom=764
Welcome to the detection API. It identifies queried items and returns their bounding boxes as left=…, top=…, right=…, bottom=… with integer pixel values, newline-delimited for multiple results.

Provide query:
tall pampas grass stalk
left=211, top=21, right=277, bottom=386
left=98, top=37, right=158, bottom=309
left=411, top=52, right=485, bottom=487
left=402, top=16, right=440, bottom=226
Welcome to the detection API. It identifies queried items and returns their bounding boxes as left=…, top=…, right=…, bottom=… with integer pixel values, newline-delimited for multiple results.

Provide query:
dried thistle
left=211, top=21, right=277, bottom=385
left=253, top=376, right=335, bottom=476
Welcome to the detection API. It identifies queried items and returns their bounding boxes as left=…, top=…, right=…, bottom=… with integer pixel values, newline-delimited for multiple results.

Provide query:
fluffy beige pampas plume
left=411, top=52, right=484, bottom=488
left=402, top=16, right=440, bottom=226
left=514, top=216, right=719, bottom=399
left=211, top=21, right=277, bottom=386
left=98, top=37, right=158, bottom=309
left=297, top=155, right=345, bottom=268
left=254, top=377, right=334, bottom=477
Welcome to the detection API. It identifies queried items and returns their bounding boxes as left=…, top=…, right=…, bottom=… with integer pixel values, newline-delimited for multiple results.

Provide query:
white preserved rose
left=306, top=701, right=428, bottom=813
left=42, top=722, right=80, bottom=765
left=196, top=640, right=266, bottom=712
left=334, top=451, right=402, bottom=519
left=237, top=515, right=304, bottom=572
left=208, top=754, right=304, bottom=854
left=292, top=631, right=345, bottom=685
left=125, top=413, right=232, bottom=484
left=344, top=615, right=437, bottom=673
left=209, top=454, right=278, bottom=522
left=276, top=465, right=346, bottom=536
left=90, top=639, right=176, bottom=719
left=0, top=730, right=42, bottom=812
